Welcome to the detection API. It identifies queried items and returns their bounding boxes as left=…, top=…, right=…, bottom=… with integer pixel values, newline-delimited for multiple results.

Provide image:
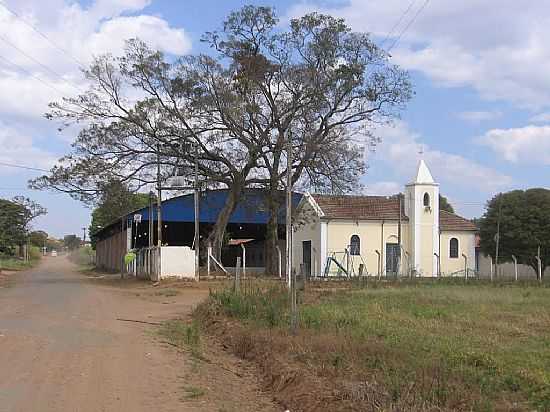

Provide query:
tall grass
left=203, top=280, right=550, bottom=410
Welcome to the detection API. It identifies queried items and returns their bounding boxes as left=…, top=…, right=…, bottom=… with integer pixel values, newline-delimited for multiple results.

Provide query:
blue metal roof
left=131, top=189, right=303, bottom=224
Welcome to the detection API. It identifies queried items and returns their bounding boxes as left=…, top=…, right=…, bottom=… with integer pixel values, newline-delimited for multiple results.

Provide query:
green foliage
left=204, top=281, right=550, bottom=410
left=479, top=189, right=550, bottom=275
left=64, top=234, right=81, bottom=251
left=29, top=230, right=48, bottom=248
left=439, top=194, right=455, bottom=213
left=89, top=180, right=152, bottom=248
left=209, top=284, right=290, bottom=327
left=0, top=198, right=26, bottom=255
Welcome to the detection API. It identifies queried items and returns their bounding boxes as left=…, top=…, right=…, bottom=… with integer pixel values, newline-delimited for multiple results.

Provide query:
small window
left=350, top=235, right=360, bottom=256
left=449, top=238, right=459, bottom=258
left=423, top=192, right=430, bottom=207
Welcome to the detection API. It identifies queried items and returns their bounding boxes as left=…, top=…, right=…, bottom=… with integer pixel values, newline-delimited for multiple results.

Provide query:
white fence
left=132, top=246, right=195, bottom=281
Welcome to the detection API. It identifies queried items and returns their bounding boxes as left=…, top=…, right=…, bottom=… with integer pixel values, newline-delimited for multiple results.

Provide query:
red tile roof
left=439, top=210, right=477, bottom=231
left=310, top=194, right=477, bottom=231
left=311, top=194, right=407, bottom=221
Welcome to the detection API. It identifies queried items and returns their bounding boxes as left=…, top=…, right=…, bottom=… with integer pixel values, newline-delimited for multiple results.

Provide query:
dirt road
left=0, top=257, right=278, bottom=412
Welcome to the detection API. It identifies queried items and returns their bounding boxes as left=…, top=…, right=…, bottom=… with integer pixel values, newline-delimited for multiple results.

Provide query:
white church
left=292, top=160, right=477, bottom=277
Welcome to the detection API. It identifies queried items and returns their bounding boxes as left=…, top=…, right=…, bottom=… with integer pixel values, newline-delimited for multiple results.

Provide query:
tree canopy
left=89, top=181, right=152, bottom=248
left=0, top=197, right=46, bottom=256
left=478, top=189, right=550, bottom=276
left=439, top=194, right=455, bottom=214
left=31, top=5, right=412, bottom=264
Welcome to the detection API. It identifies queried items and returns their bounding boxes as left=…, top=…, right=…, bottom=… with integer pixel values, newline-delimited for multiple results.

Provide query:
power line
left=387, top=0, right=431, bottom=52
left=0, top=161, right=49, bottom=172
left=0, top=33, right=82, bottom=93
left=0, top=0, right=86, bottom=69
left=0, top=53, right=68, bottom=96
left=380, top=0, right=417, bottom=48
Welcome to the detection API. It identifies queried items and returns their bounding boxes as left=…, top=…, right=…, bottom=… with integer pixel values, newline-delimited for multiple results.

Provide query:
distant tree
left=29, top=230, right=49, bottom=248
left=439, top=195, right=455, bottom=213
left=478, top=189, right=550, bottom=277
left=89, top=181, right=152, bottom=248
left=12, top=196, right=47, bottom=234
left=0, top=199, right=26, bottom=255
left=64, top=235, right=81, bottom=251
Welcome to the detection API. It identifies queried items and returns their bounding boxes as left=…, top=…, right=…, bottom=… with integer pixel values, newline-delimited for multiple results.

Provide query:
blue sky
left=1, top=0, right=549, bottom=238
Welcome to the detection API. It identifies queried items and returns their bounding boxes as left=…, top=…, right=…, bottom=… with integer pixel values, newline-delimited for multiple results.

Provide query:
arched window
left=423, top=192, right=430, bottom=207
left=449, top=238, right=459, bottom=258
left=350, top=235, right=360, bottom=256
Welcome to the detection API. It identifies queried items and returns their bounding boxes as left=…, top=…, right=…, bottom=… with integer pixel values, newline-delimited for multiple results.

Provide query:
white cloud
left=480, top=125, right=550, bottom=165
left=364, top=181, right=402, bottom=196
left=0, top=122, right=57, bottom=176
left=287, top=0, right=550, bottom=109
left=373, top=121, right=513, bottom=192
left=529, top=113, right=550, bottom=123
left=0, top=0, right=192, bottom=180
left=456, top=110, right=502, bottom=123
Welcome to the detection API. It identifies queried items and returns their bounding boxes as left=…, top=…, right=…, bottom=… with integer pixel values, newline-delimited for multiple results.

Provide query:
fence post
left=462, top=253, right=468, bottom=282
left=490, top=256, right=494, bottom=282
left=207, top=243, right=211, bottom=278
left=240, top=244, right=246, bottom=280
left=276, top=245, right=282, bottom=279
left=290, top=267, right=298, bottom=335
left=375, top=250, right=381, bottom=281
left=512, top=255, right=518, bottom=282
left=235, top=257, right=241, bottom=293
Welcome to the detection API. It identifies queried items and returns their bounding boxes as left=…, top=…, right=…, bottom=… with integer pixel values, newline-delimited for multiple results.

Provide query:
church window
left=350, top=235, right=360, bottom=256
left=423, top=192, right=430, bottom=208
left=449, top=238, right=459, bottom=258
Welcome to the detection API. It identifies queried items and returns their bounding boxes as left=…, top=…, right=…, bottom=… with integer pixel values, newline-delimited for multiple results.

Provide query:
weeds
left=199, top=280, right=550, bottom=411
left=158, top=319, right=202, bottom=360
left=181, top=385, right=206, bottom=400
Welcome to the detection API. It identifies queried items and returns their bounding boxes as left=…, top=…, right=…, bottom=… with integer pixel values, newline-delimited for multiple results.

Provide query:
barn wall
left=96, top=229, right=127, bottom=272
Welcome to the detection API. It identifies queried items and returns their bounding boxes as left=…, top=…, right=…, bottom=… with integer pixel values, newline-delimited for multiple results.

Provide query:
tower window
left=423, top=192, right=430, bottom=207
left=350, top=235, right=360, bottom=256
left=449, top=238, right=459, bottom=258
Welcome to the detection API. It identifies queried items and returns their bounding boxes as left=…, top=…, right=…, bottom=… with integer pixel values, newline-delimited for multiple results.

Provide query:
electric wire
left=0, top=33, right=82, bottom=93
left=0, top=53, right=70, bottom=96
left=0, top=161, right=50, bottom=172
left=387, top=0, right=431, bottom=52
left=0, top=0, right=87, bottom=68
left=380, top=0, right=417, bottom=48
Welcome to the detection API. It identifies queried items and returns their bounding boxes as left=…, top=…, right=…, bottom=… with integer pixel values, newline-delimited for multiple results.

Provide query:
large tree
left=89, top=180, right=152, bottom=248
left=201, top=6, right=412, bottom=272
left=478, top=189, right=550, bottom=277
left=31, top=6, right=411, bottom=265
left=0, top=199, right=26, bottom=256
left=439, top=194, right=455, bottom=213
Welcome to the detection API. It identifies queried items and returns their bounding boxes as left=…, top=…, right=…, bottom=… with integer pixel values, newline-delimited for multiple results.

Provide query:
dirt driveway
left=0, top=257, right=279, bottom=412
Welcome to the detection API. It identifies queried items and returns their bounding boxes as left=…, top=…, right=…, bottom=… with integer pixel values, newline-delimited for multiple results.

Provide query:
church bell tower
left=404, top=160, right=440, bottom=276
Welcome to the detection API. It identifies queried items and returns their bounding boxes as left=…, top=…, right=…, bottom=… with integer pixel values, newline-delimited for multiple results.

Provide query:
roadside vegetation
left=68, top=246, right=96, bottom=268
left=195, top=280, right=550, bottom=411
left=0, top=246, right=42, bottom=271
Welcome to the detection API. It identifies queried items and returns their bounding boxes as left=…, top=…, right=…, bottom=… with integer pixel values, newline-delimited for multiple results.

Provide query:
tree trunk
left=206, top=179, right=245, bottom=261
left=265, top=187, right=283, bottom=276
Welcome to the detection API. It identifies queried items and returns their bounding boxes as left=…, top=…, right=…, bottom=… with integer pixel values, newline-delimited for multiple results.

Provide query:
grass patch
left=0, top=257, right=37, bottom=271
left=199, top=280, right=550, bottom=411
left=155, top=288, right=180, bottom=297
left=158, top=319, right=202, bottom=360
left=182, top=385, right=206, bottom=400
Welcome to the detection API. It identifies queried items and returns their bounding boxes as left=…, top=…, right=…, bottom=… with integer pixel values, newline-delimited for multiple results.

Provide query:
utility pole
left=494, top=194, right=503, bottom=278
left=194, top=153, right=200, bottom=281
left=156, top=145, right=162, bottom=248
left=286, top=134, right=293, bottom=289
left=82, top=227, right=86, bottom=246
left=148, top=191, right=154, bottom=248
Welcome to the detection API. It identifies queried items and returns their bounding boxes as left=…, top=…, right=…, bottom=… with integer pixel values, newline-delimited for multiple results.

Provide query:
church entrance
left=386, top=243, right=400, bottom=276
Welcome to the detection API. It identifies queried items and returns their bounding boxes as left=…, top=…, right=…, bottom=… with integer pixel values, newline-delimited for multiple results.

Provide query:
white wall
left=160, top=246, right=195, bottom=279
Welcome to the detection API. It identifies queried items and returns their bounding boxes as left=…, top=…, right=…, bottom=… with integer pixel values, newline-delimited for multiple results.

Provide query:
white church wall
left=292, top=202, right=322, bottom=276
left=440, top=231, right=476, bottom=275
left=325, top=220, right=400, bottom=276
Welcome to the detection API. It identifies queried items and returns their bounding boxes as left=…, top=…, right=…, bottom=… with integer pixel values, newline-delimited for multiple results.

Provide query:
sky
left=1, top=0, right=549, bottom=238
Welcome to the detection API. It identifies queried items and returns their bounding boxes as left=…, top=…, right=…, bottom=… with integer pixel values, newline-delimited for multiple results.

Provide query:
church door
left=386, top=243, right=400, bottom=277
